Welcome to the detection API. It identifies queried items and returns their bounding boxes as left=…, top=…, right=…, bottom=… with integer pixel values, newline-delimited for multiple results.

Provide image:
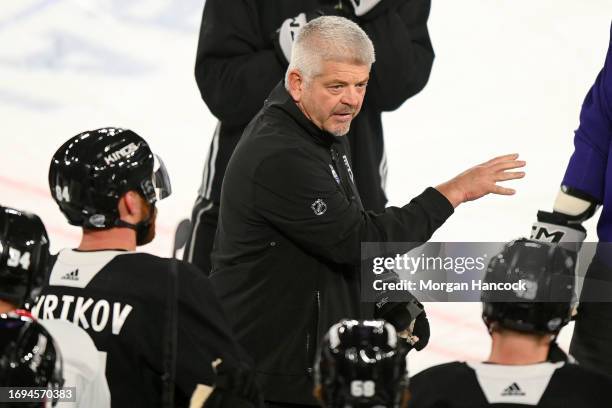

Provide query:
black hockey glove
left=530, top=186, right=599, bottom=254
left=376, top=299, right=430, bottom=351
left=531, top=210, right=587, bottom=254
left=200, top=361, right=263, bottom=408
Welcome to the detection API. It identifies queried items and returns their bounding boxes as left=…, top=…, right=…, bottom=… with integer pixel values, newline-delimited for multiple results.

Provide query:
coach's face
left=289, top=60, right=370, bottom=136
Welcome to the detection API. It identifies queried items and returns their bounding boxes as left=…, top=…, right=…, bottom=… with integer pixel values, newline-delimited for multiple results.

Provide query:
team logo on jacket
left=311, top=199, right=327, bottom=216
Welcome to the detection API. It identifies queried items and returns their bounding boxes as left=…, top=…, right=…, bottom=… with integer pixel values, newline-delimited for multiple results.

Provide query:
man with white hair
left=211, top=16, right=526, bottom=407
left=186, top=0, right=436, bottom=276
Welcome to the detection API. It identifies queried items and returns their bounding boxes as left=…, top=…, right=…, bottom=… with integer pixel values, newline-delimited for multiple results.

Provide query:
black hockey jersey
left=409, top=361, right=612, bottom=407
left=33, top=249, right=246, bottom=407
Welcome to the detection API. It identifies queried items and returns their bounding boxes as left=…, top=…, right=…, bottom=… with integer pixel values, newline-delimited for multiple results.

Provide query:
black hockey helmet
left=314, top=320, right=409, bottom=408
left=481, top=238, right=575, bottom=334
left=0, top=314, right=63, bottom=406
left=0, top=206, right=50, bottom=309
left=48, top=127, right=171, bottom=230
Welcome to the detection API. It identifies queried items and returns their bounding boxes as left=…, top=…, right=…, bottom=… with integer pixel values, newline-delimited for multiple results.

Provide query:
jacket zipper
left=306, top=290, right=321, bottom=375
left=316, top=290, right=321, bottom=338
left=330, top=147, right=354, bottom=200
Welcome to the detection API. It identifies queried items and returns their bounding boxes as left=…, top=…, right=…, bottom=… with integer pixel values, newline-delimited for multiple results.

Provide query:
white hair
left=284, top=16, right=375, bottom=88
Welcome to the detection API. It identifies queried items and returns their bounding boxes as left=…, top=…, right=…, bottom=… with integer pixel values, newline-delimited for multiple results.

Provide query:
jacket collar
left=265, top=82, right=341, bottom=147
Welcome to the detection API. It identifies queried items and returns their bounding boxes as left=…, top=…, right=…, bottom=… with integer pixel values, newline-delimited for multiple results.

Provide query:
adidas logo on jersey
left=501, top=382, right=525, bottom=396
left=61, top=269, right=80, bottom=281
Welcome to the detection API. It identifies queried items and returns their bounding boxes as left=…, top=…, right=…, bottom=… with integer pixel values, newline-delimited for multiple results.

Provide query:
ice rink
left=1, top=0, right=611, bottom=374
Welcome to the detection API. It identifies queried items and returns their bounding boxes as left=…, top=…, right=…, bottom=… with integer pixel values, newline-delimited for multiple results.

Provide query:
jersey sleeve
left=40, top=319, right=111, bottom=408
left=409, top=370, right=441, bottom=407
left=409, top=363, right=483, bottom=407
left=174, top=262, right=251, bottom=395
left=562, top=25, right=612, bottom=201
left=72, top=357, right=111, bottom=408
left=195, top=0, right=285, bottom=127
left=253, top=148, right=453, bottom=266
left=360, top=0, right=435, bottom=112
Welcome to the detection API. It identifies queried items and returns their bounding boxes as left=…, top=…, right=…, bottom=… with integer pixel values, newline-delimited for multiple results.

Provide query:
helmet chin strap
left=115, top=203, right=156, bottom=246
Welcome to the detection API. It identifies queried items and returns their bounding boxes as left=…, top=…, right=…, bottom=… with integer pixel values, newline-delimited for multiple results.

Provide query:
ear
left=287, top=69, right=305, bottom=102
left=118, top=191, right=143, bottom=223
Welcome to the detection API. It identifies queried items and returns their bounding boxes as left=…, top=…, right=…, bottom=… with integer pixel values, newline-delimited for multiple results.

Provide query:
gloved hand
left=273, top=6, right=345, bottom=64
left=194, top=360, right=262, bottom=408
left=347, top=0, right=384, bottom=16
left=530, top=187, right=598, bottom=254
left=531, top=210, right=587, bottom=254
left=398, top=310, right=430, bottom=351
left=376, top=299, right=430, bottom=351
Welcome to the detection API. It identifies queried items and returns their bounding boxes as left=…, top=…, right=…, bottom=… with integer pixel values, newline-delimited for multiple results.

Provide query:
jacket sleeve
left=195, top=0, right=286, bottom=127
left=253, top=148, right=453, bottom=266
left=175, top=262, right=251, bottom=394
left=358, top=0, right=435, bottom=112
left=561, top=27, right=612, bottom=202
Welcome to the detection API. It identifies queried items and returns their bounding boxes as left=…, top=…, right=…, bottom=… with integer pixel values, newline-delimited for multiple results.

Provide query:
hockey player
left=185, top=0, right=436, bottom=275
left=1, top=313, right=110, bottom=407
left=0, top=205, right=110, bottom=407
left=314, top=320, right=410, bottom=408
left=530, top=23, right=612, bottom=375
left=409, top=239, right=612, bottom=408
left=36, top=128, right=260, bottom=407
left=1, top=314, right=64, bottom=407
left=0, top=206, right=49, bottom=314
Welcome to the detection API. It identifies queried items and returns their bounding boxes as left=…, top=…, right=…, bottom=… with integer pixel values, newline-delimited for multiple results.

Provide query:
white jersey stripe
left=198, top=122, right=221, bottom=199
left=204, top=122, right=221, bottom=199
left=186, top=200, right=214, bottom=264
left=379, top=149, right=388, bottom=192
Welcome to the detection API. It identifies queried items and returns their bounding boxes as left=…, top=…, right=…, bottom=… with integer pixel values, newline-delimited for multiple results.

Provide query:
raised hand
left=436, top=153, right=526, bottom=208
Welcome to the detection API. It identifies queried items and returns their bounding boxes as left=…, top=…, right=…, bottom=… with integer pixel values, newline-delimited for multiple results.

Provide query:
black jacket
left=210, top=83, right=453, bottom=404
left=195, top=0, right=434, bottom=212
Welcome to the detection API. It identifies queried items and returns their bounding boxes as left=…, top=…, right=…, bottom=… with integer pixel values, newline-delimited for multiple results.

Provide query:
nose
left=341, top=85, right=361, bottom=107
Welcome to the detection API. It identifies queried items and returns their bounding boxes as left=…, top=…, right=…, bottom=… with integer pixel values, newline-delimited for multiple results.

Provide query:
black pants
left=570, top=257, right=612, bottom=376
left=265, top=403, right=318, bottom=408
left=183, top=197, right=219, bottom=275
